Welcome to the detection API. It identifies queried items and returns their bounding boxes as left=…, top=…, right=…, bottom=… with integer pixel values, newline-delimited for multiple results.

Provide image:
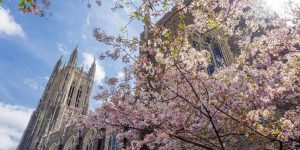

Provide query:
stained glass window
left=108, top=134, right=117, bottom=150
left=207, top=64, right=215, bottom=75
left=190, top=31, right=226, bottom=75
left=212, top=42, right=225, bottom=67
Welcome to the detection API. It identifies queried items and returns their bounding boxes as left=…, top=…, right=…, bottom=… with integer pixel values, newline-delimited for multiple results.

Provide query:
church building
left=17, top=47, right=115, bottom=150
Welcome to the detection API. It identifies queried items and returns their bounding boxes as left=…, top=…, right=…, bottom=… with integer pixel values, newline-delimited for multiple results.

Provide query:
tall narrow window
left=68, top=82, right=75, bottom=98
left=206, top=42, right=225, bottom=75
left=62, top=73, right=69, bottom=90
left=108, top=134, right=117, bottom=150
left=212, top=42, right=225, bottom=67
left=89, top=143, right=93, bottom=150
left=97, top=139, right=103, bottom=150
left=65, top=73, right=69, bottom=80
left=86, top=142, right=93, bottom=150
left=67, top=82, right=76, bottom=106
left=75, top=86, right=82, bottom=108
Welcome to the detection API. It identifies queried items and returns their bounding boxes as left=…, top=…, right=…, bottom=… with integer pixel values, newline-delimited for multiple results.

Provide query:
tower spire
left=52, top=56, right=62, bottom=75
left=80, top=64, right=84, bottom=72
left=68, top=45, right=78, bottom=67
left=88, top=59, right=96, bottom=79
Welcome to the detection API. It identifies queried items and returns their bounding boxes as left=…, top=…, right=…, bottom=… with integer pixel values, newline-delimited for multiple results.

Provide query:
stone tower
left=17, top=47, right=98, bottom=150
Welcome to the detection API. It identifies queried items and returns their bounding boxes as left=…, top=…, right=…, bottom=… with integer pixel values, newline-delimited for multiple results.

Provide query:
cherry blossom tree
left=6, top=0, right=300, bottom=149
left=0, top=0, right=101, bottom=16
left=84, top=0, right=300, bottom=149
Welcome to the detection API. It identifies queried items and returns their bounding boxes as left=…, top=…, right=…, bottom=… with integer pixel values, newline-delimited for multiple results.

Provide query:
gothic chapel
left=17, top=47, right=109, bottom=150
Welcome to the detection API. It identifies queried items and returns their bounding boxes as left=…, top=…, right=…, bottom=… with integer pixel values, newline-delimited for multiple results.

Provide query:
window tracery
left=63, top=136, right=77, bottom=150
left=83, top=128, right=97, bottom=150
left=189, top=30, right=232, bottom=75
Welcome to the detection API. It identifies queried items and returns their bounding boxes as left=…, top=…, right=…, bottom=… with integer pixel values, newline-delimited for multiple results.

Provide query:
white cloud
left=82, top=34, right=87, bottom=40
left=82, top=52, right=105, bottom=85
left=24, top=78, right=39, bottom=90
left=0, top=6, right=25, bottom=38
left=86, top=0, right=141, bottom=37
left=85, top=16, right=90, bottom=26
left=117, top=71, right=125, bottom=80
left=0, top=102, right=33, bottom=150
left=58, top=43, right=69, bottom=55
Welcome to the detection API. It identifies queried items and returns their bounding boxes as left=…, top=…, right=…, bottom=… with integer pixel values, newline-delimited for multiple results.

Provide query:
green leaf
left=178, top=22, right=186, bottom=30
left=296, top=66, right=300, bottom=73
left=271, top=128, right=280, bottom=135
left=179, top=15, right=185, bottom=20
left=295, top=55, right=300, bottom=62
left=223, top=33, right=229, bottom=39
left=0, top=0, right=3, bottom=4
left=208, top=18, right=220, bottom=30
left=208, top=18, right=216, bottom=26
left=133, top=11, right=139, bottom=17
left=149, top=76, right=156, bottom=81
left=141, top=16, right=147, bottom=24
left=163, top=0, right=168, bottom=10
left=18, top=0, right=26, bottom=7
left=163, top=31, right=172, bottom=38
left=171, top=50, right=177, bottom=56
left=120, top=26, right=127, bottom=33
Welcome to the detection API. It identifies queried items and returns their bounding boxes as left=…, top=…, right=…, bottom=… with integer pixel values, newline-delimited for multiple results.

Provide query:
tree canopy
left=7, top=0, right=300, bottom=149
left=87, top=0, right=300, bottom=149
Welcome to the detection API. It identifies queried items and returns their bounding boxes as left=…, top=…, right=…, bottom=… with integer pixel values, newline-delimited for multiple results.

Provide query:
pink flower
left=108, top=77, right=118, bottom=85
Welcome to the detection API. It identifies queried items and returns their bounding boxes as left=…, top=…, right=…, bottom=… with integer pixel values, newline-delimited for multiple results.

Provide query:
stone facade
left=17, top=47, right=107, bottom=150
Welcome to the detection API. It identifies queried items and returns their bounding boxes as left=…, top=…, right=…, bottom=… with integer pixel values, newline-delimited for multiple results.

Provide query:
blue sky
left=0, top=0, right=142, bottom=149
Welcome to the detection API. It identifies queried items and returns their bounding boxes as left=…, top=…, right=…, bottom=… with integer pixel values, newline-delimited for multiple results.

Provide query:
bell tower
left=17, top=46, right=96, bottom=150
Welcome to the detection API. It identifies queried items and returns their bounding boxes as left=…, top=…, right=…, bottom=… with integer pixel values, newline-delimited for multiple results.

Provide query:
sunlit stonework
left=17, top=47, right=110, bottom=150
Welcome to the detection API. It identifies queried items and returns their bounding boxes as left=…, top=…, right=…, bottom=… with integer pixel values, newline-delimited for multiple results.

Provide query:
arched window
left=67, top=82, right=76, bottom=106
left=75, top=86, right=82, bottom=107
left=83, top=128, right=97, bottom=150
left=189, top=30, right=228, bottom=75
left=108, top=134, right=117, bottom=150
left=63, top=136, right=77, bottom=150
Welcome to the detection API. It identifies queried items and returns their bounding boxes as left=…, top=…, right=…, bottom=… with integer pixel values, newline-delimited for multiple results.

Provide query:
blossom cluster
left=85, top=0, right=300, bottom=149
